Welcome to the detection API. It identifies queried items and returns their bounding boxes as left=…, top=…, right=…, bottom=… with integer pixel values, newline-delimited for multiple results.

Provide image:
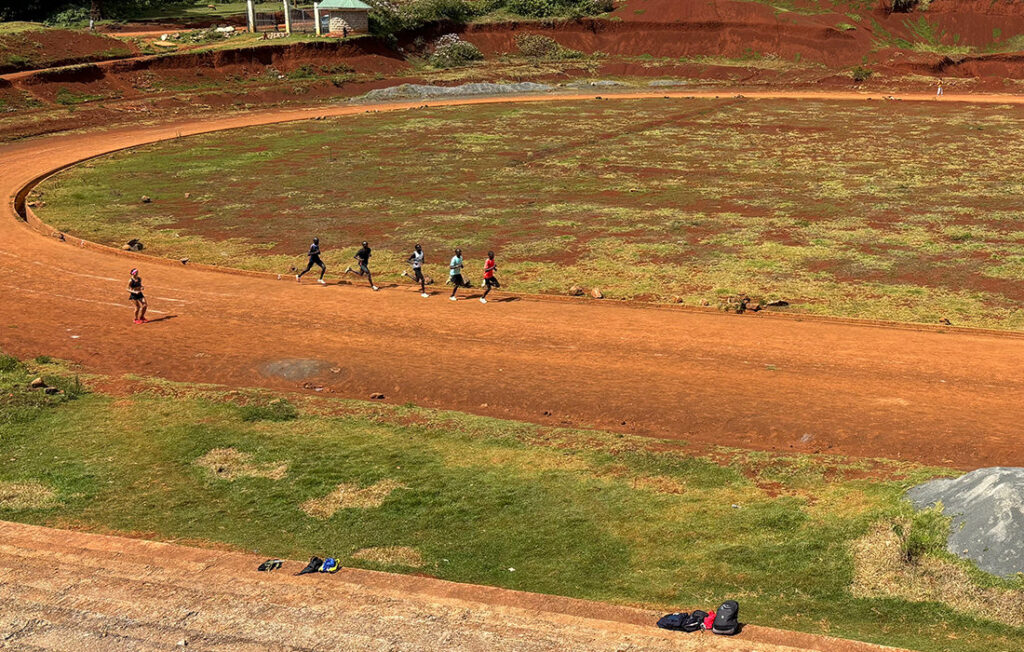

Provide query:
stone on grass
left=30, top=377, right=45, bottom=388
left=590, top=288, right=603, bottom=299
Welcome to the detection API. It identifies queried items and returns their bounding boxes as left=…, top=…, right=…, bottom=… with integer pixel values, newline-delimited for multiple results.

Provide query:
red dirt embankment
left=430, top=13, right=869, bottom=67
left=611, top=0, right=1024, bottom=51
left=9, top=38, right=409, bottom=106
left=0, top=28, right=136, bottom=75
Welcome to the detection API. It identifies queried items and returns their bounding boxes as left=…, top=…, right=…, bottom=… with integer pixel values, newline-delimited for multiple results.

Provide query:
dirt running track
left=2, top=91, right=1024, bottom=471
left=0, top=520, right=904, bottom=651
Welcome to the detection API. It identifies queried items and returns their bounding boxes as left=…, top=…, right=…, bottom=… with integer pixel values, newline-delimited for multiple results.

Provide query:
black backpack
left=681, top=610, right=707, bottom=632
left=296, top=556, right=323, bottom=576
left=656, top=612, right=688, bottom=630
left=711, top=600, right=739, bottom=635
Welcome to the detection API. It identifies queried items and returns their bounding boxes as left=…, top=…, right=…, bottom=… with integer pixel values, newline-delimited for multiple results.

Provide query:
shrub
left=409, top=0, right=476, bottom=24
left=367, top=0, right=477, bottom=37
left=514, top=33, right=583, bottom=59
left=0, top=354, right=19, bottom=373
left=851, top=66, right=872, bottom=82
left=890, top=0, right=919, bottom=12
left=507, top=0, right=558, bottom=16
left=899, top=504, right=951, bottom=563
left=287, top=64, right=318, bottom=80
left=41, top=374, right=84, bottom=400
left=45, top=6, right=89, bottom=27
left=507, top=0, right=612, bottom=17
left=240, top=398, right=298, bottom=422
left=429, top=33, right=483, bottom=68
left=5, top=54, right=31, bottom=69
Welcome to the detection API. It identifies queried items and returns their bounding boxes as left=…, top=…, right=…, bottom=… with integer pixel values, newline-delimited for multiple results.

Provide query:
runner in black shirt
left=296, top=237, right=326, bottom=284
left=127, top=268, right=148, bottom=323
left=345, top=240, right=378, bottom=291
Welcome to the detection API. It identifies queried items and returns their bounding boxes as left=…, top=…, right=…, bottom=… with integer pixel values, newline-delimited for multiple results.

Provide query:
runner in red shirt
left=480, top=251, right=499, bottom=304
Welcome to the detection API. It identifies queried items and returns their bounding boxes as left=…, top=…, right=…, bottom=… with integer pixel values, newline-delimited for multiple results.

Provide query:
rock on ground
left=361, top=82, right=554, bottom=101
left=907, top=467, right=1024, bottom=578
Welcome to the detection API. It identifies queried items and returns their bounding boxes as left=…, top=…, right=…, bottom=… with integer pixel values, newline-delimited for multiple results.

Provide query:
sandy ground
left=0, top=520, right=906, bottom=651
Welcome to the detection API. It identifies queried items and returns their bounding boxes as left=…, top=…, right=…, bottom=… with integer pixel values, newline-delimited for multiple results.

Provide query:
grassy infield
left=3, top=352, right=1024, bottom=651
left=36, top=98, right=1024, bottom=329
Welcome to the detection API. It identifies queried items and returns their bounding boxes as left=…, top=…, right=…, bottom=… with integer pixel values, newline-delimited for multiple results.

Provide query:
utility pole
left=283, top=0, right=292, bottom=35
left=246, top=0, right=256, bottom=33
left=313, top=2, right=322, bottom=37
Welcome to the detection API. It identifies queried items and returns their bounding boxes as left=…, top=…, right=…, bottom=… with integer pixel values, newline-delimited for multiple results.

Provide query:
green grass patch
left=0, top=22, right=44, bottom=35
left=54, top=87, right=110, bottom=105
left=0, top=351, right=1020, bottom=650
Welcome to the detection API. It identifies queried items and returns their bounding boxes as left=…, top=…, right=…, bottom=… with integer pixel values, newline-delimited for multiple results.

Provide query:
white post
left=246, top=0, right=256, bottom=33
left=283, top=0, right=292, bottom=34
left=314, top=2, right=321, bottom=36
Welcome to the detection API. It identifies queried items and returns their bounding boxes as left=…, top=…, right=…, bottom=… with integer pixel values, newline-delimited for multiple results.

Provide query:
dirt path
left=1, top=91, right=1023, bottom=471
left=0, top=520, right=905, bottom=651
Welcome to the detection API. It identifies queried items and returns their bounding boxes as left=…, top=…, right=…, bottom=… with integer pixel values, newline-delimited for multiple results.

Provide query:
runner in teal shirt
left=449, top=248, right=465, bottom=301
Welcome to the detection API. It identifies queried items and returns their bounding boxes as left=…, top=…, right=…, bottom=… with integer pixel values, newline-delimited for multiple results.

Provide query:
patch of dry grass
left=851, top=522, right=1024, bottom=627
left=351, top=546, right=424, bottom=568
left=0, top=481, right=58, bottom=510
left=194, top=447, right=288, bottom=481
left=301, top=479, right=406, bottom=519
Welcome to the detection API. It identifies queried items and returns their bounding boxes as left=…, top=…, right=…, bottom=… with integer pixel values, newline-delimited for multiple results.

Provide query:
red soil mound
left=0, top=28, right=136, bottom=75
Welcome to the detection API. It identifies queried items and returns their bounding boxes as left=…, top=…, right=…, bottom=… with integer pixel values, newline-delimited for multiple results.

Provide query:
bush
left=851, top=66, right=872, bottom=82
left=41, top=374, right=85, bottom=400
left=409, top=0, right=476, bottom=23
left=367, top=0, right=477, bottom=37
left=507, top=0, right=611, bottom=18
left=45, top=6, right=89, bottom=27
left=0, top=354, right=19, bottom=373
left=891, top=0, right=919, bottom=11
left=240, top=398, right=298, bottom=422
left=429, top=34, right=484, bottom=68
left=5, top=55, right=32, bottom=69
left=514, top=33, right=582, bottom=59
left=899, top=504, right=951, bottom=563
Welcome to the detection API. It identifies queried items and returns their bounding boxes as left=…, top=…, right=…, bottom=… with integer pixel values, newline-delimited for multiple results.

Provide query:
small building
left=318, top=0, right=371, bottom=34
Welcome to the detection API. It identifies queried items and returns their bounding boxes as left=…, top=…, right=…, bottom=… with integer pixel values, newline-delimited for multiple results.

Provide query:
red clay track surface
left=2, top=91, right=1024, bottom=471
left=0, top=520, right=904, bottom=651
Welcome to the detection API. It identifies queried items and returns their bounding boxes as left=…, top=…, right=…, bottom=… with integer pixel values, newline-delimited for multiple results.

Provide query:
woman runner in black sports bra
left=128, top=268, right=148, bottom=324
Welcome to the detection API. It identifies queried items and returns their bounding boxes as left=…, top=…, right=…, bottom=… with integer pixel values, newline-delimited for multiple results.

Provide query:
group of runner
left=297, top=238, right=500, bottom=303
left=127, top=239, right=501, bottom=323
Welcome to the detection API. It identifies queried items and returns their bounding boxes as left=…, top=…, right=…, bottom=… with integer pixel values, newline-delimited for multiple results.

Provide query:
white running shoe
left=372, top=286, right=379, bottom=291
left=480, top=298, right=487, bottom=304
left=318, top=279, right=326, bottom=285
left=344, top=266, right=353, bottom=274
left=295, top=275, right=300, bottom=283
left=421, top=293, right=429, bottom=298
left=449, top=296, right=457, bottom=301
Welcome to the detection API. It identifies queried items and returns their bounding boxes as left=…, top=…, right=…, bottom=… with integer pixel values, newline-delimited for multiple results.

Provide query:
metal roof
left=317, top=0, right=372, bottom=9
